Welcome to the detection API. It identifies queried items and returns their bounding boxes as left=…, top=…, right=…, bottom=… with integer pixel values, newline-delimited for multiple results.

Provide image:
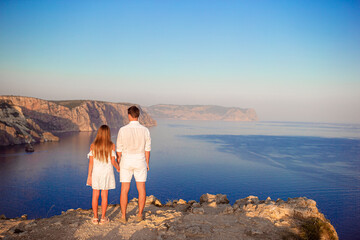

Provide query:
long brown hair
left=91, top=125, right=113, bottom=163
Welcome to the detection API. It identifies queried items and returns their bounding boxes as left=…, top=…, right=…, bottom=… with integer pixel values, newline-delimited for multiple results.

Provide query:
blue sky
left=1, top=0, right=359, bottom=123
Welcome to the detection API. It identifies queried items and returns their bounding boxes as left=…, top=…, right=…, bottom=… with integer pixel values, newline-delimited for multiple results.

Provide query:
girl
left=87, top=125, right=120, bottom=225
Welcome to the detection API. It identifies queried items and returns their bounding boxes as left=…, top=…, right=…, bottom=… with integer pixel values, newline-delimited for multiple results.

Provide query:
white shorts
left=120, top=158, right=147, bottom=182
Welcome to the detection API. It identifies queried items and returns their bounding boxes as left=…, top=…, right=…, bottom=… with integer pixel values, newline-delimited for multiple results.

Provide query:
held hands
left=116, top=167, right=120, bottom=172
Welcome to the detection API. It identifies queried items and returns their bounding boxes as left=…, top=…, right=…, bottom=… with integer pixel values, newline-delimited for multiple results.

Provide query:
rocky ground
left=0, top=194, right=338, bottom=240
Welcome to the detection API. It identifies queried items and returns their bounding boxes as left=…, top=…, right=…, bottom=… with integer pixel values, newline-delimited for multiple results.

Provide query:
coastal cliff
left=0, top=194, right=337, bottom=240
left=144, top=104, right=258, bottom=121
left=0, top=96, right=156, bottom=146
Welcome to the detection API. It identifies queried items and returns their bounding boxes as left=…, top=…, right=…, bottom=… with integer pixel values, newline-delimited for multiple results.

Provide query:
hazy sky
left=1, top=0, right=359, bottom=123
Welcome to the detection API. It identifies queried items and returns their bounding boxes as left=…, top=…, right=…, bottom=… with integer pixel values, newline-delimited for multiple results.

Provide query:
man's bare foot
left=119, top=217, right=127, bottom=224
left=135, top=215, right=144, bottom=222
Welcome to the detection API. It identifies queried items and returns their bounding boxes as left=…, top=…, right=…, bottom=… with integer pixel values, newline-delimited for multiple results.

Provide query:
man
left=116, top=106, right=151, bottom=223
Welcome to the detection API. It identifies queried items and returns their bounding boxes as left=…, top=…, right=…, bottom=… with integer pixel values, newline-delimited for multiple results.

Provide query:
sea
left=0, top=120, right=359, bottom=239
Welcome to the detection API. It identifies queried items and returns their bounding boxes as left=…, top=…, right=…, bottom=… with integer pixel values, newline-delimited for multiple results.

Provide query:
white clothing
left=116, top=121, right=151, bottom=182
left=116, top=121, right=151, bottom=159
left=87, top=150, right=116, bottom=190
left=120, top=160, right=147, bottom=182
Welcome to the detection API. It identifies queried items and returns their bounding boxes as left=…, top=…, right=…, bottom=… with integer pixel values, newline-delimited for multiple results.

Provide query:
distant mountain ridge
left=0, top=96, right=156, bottom=146
left=144, top=104, right=258, bottom=121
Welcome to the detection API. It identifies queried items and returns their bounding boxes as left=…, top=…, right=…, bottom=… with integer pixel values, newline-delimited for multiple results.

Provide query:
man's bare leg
left=136, top=182, right=146, bottom=218
left=120, top=182, right=130, bottom=220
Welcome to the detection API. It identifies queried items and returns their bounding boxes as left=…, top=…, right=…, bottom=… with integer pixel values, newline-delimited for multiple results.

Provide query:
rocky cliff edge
left=0, top=193, right=338, bottom=240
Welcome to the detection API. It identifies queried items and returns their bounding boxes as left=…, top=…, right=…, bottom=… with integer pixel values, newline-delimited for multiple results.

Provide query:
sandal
left=99, top=217, right=110, bottom=225
left=91, top=218, right=99, bottom=225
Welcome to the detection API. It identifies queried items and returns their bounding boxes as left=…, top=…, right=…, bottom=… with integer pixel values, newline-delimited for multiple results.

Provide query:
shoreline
left=0, top=193, right=338, bottom=240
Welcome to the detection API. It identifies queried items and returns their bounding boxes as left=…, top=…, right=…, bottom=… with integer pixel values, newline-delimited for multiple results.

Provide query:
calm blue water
left=0, top=120, right=359, bottom=239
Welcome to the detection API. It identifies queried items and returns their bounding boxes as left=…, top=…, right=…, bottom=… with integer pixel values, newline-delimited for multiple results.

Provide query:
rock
left=192, top=208, right=205, bottom=214
left=146, top=195, right=156, bottom=205
left=154, top=199, right=162, bottom=207
left=0, top=214, right=6, bottom=219
left=146, top=195, right=161, bottom=206
left=21, top=214, right=27, bottom=220
left=175, top=204, right=190, bottom=212
left=200, top=193, right=216, bottom=204
left=0, top=195, right=339, bottom=240
left=223, top=206, right=234, bottom=214
left=177, top=199, right=187, bottom=205
left=216, top=194, right=229, bottom=204
left=25, top=144, right=34, bottom=152
left=235, top=196, right=259, bottom=206
left=188, top=200, right=196, bottom=205
left=192, top=203, right=201, bottom=208
left=199, top=193, right=229, bottom=206
left=130, top=197, right=138, bottom=203
left=208, top=201, right=217, bottom=208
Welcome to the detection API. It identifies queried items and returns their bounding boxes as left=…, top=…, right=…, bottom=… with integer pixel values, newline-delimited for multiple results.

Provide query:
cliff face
left=145, top=104, right=258, bottom=121
left=0, top=96, right=156, bottom=146
left=0, top=194, right=338, bottom=240
left=0, top=100, right=59, bottom=145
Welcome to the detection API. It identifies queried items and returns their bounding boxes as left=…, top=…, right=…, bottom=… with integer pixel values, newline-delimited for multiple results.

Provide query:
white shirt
left=116, top=121, right=151, bottom=160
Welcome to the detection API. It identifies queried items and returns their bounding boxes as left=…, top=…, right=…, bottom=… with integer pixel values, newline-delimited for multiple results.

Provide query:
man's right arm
left=145, top=128, right=151, bottom=171
left=116, top=152, right=122, bottom=164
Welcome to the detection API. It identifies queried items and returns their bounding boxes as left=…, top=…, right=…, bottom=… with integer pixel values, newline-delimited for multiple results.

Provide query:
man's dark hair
left=128, top=106, right=140, bottom=118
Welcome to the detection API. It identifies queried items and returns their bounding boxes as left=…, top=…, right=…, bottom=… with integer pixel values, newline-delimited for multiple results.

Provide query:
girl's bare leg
left=92, top=190, right=100, bottom=218
left=100, top=190, right=108, bottom=219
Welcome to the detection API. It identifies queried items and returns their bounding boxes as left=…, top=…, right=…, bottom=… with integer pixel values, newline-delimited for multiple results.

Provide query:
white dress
left=87, top=150, right=116, bottom=190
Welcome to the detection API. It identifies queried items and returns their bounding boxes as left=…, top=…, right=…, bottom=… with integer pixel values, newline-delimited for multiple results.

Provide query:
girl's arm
left=87, top=155, right=94, bottom=186
left=111, top=156, right=120, bottom=172
left=112, top=144, right=120, bottom=172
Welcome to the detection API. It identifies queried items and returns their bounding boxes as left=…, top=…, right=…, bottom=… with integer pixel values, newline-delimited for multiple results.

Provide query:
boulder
left=200, top=193, right=229, bottom=205
left=145, top=195, right=162, bottom=206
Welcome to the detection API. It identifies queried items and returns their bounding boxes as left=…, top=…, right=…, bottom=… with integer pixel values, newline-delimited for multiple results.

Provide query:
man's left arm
left=116, top=129, right=123, bottom=164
